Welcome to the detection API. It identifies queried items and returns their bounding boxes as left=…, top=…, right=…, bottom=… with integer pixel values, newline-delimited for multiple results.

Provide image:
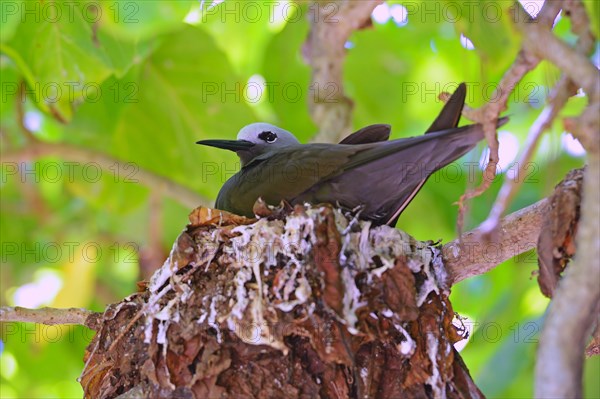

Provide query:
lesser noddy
left=197, top=84, right=506, bottom=226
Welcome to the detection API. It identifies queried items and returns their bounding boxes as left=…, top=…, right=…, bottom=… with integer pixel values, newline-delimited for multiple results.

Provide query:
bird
left=197, top=84, right=506, bottom=226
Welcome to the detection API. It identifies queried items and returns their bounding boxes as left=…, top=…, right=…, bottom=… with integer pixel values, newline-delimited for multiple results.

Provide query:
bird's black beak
left=196, top=139, right=255, bottom=152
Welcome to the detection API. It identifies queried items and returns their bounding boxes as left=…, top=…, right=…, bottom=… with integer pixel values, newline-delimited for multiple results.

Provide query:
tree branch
left=1, top=140, right=209, bottom=210
left=516, top=4, right=599, bottom=102
left=303, top=0, right=382, bottom=143
left=6, top=80, right=209, bottom=211
left=443, top=198, right=549, bottom=285
left=0, top=306, right=102, bottom=330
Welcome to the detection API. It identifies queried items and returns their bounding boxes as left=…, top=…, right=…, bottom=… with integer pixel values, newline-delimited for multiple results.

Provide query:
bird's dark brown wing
left=339, top=124, right=391, bottom=144
left=294, top=123, right=488, bottom=225
left=215, top=144, right=362, bottom=218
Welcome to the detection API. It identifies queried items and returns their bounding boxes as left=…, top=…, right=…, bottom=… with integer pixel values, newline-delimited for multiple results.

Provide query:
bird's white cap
left=237, top=123, right=299, bottom=146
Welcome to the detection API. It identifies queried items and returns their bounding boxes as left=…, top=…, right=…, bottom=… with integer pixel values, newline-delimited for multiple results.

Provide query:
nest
left=80, top=203, right=481, bottom=399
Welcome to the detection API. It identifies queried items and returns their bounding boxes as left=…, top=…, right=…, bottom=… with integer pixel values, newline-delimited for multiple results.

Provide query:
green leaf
left=475, top=317, right=541, bottom=397
left=197, top=1, right=287, bottom=77
left=64, top=163, right=148, bottom=214
left=98, top=0, right=195, bottom=41
left=261, top=4, right=316, bottom=139
left=444, top=0, right=521, bottom=75
left=95, top=28, right=158, bottom=78
left=6, top=1, right=114, bottom=122
left=0, top=55, right=20, bottom=140
left=63, top=63, right=150, bottom=147
left=346, top=19, right=472, bottom=134
left=112, top=25, right=256, bottom=200
left=0, top=0, right=21, bottom=42
left=346, top=21, right=424, bottom=134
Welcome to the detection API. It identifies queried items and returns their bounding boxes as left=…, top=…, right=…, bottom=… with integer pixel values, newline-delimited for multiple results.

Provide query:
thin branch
left=455, top=0, right=563, bottom=232
left=7, top=95, right=209, bottom=211
left=466, top=0, right=596, bottom=237
left=478, top=76, right=577, bottom=235
left=1, top=141, right=208, bottom=210
left=455, top=52, right=538, bottom=232
left=0, top=306, right=102, bottom=330
left=444, top=198, right=549, bottom=285
left=516, top=5, right=599, bottom=103
left=586, top=313, right=600, bottom=357
left=139, top=190, right=166, bottom=280
left=304, top=0, right=383, bottom=143
left=479, top=0, right=594, bottom=234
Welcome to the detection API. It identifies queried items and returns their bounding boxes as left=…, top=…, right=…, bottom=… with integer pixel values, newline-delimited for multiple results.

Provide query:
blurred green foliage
left=1, top=1, right=597, bottom=398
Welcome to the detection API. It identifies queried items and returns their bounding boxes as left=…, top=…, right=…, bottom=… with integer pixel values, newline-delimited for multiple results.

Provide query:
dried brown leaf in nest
left=189, top=206, right=256, bottom=227
left=81, top=203, right=482, bottom=398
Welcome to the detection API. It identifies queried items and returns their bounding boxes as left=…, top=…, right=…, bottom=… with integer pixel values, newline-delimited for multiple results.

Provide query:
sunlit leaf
left=6, top=2, right=113, bottom=122
left=52, top=242, right=97, bottom=308
left=443, top=0, right=521, bottom=76
left=112, top=25, right=256, bottom=200
left=261, top=4, right=316, bottom=138
left=98, top=0, right=195, bottom=40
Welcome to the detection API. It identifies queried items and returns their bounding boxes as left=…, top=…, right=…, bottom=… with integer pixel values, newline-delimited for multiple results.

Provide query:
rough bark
left=536, top=167, right=585, bottom=298
left=444, top=198, right=549, bottom=285
left=80, top=204, right=482, bottom=399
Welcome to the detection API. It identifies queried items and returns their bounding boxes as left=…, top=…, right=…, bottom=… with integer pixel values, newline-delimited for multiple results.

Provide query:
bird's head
left=197, top=123, right=299, bottom=166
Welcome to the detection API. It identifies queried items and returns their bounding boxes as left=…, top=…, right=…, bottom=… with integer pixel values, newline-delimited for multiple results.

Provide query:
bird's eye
left=258, top=131, right=278, bottom=143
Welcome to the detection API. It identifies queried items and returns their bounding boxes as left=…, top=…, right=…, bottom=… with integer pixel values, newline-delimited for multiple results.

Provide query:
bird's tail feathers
left=426, top=82, right=467, bottom=133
